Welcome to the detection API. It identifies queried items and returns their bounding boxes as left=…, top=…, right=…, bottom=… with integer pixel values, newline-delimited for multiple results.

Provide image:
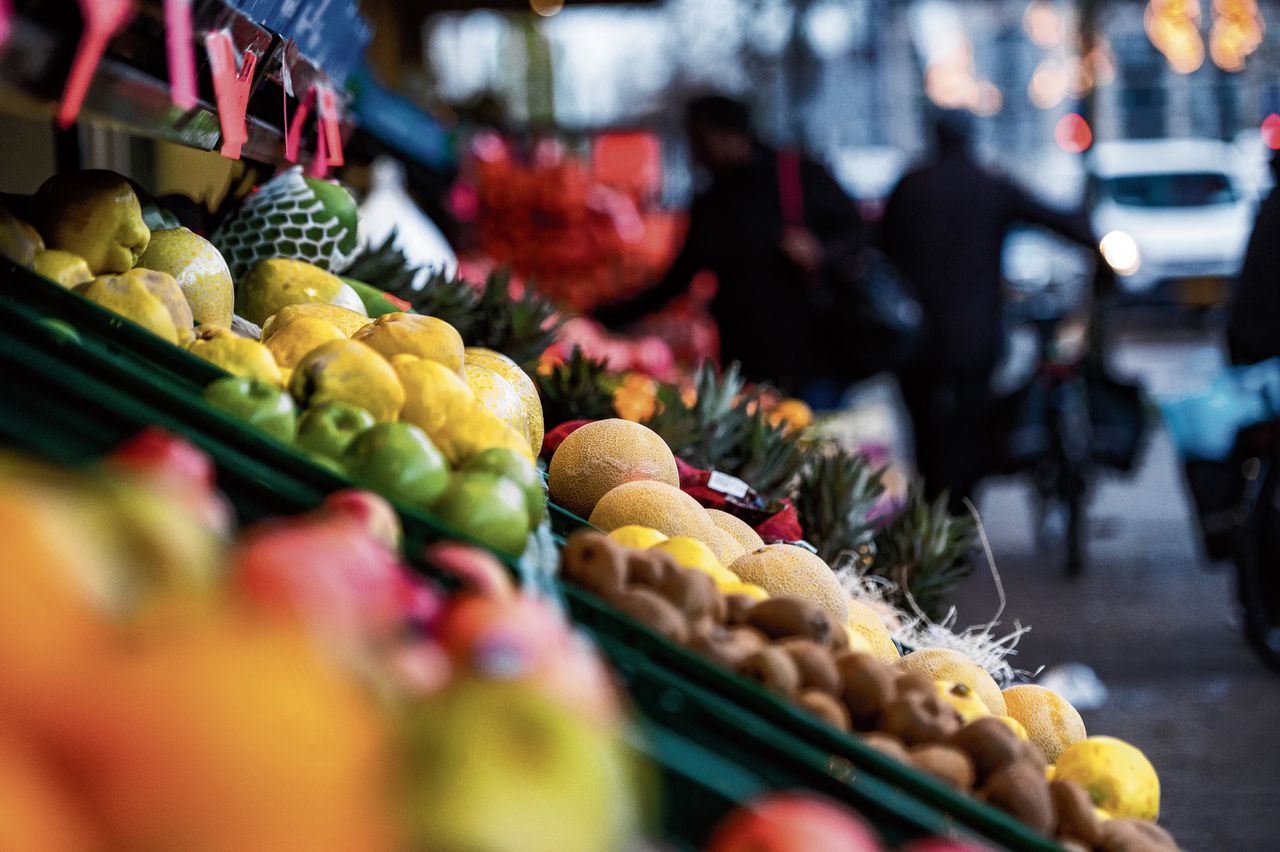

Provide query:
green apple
left=463, top=447, right=546, bottom=529
left=203, top=376, right=298, bottom=443
left=343, top=421, right=449, bottom=507
left=431, top=471, right=530, bottom=557
left=295, top=401, right=376, bottom=462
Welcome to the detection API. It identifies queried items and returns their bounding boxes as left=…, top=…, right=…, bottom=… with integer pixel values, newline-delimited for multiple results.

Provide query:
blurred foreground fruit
left=106, top=427, right=234, bottom=537
left=204, top=376, right=298, bottom=443
left=609, top=524, right=669, bottom=549
left=0, top=726, right=101, bottom=852
left=31, top=170, right=150, bottom=273
left=706, top=792, right=883, bottom=852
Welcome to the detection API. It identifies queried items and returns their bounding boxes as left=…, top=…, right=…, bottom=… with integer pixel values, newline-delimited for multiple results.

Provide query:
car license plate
left=1177, top=277, right=1229, bottom=306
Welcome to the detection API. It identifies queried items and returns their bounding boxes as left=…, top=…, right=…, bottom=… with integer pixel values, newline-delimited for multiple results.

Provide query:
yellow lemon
left=716, top=579, right=768, bottom=600
left=1052, top=737, right=1160, bottom=821
left=432, top=409, right=534, bottom=468
left=895, top=648, right=1005, bottom=715
left=352, top=312, right=464, bottom=376
left=464, top=362, right=530, bottom=442
left=935, top=680, right=991, bottom=724
left=187, top=328, right=282, bottom=384
left=608, top=525, right=669, bottom=549
left=263, top=317, right=345, bottom=368
left=649, top=537, right=734, bottom=582
left=996, top=716, right=1030, bottom=741
left=392, top=355, right=476, bottom=438
left=261, top=303, right=370, bottom=339
left=289, top=339, right=404, bottom=422
left=465, top=347, right=544, bottom=456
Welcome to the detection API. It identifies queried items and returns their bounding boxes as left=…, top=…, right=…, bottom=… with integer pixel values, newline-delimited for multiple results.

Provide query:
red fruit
left=434, top=595, right=563, bottom=677
left=231, top=516, right=413, bottom=647
left=108, top=428, right=215, bottom=490
left=899, top=839, right=994, bottom=852
left=388, top=638, right=453, bottom=697
left=421, top=541, right=515, bottom=600
left=706, top=793, right=883, bottom=852
left=322, top=489, right=403, bottom=553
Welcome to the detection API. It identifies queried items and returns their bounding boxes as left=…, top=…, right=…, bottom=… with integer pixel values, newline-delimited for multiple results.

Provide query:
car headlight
left=1100, top=230, right=1140, bottom=276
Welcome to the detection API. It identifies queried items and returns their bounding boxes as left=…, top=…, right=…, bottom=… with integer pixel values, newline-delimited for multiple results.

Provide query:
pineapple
left=643, top=362, right=803, bottom=499
left=794, top=448, right=886, bottom=565
left=468, top=269, right=563, bottom=371
left=869, top=487, right=976, bottom=619
left=535, top=348, right=619, bottom=429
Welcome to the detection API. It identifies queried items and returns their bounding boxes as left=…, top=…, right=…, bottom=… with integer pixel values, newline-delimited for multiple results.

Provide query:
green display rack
left=0, top=265, right=1060, bottom=850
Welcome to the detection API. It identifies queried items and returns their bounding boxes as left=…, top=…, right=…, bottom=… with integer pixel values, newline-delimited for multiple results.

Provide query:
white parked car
left=1090, top=139, right=1255, bottom=303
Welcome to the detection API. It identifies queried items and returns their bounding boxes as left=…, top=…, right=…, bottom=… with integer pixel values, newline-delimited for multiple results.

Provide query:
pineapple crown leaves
left=535, top=348, right=620, bottom=428
left=794, top=448, right=887, bottom=565
left=869, top=486, right=977, bottom=619
left=470, top=268, right=565, bottom=372
left=643, top=361, right=804, bottom=499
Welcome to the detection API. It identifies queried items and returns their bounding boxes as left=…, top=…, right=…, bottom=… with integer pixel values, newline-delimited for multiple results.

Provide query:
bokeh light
left=1145, top=0, right=1206, bottom=74
left=1028, top=59, right=1067, bottom=110
left=1054, top=113, right=1092, bottom=153
left=1261, top=114, right=1280, bottom=150
left=530, top=0, right=565, bottom=16
left=1023, top=0, right=1064, bottom=48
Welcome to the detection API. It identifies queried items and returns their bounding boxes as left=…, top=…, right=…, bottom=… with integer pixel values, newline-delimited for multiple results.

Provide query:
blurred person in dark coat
left=1228, top=151, right=1280, bottom=365
left=878, top=111, right=1097, bottom=510
left=594, top=95, right=866, bottom=401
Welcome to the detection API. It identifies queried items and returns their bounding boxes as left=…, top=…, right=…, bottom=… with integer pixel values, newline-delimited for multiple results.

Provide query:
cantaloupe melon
left=728, top=544, right=847, bottom=622
left=710, top=528, right=745, bottom=567
left=549, top=420, right=679, bottom=520
left=587, top=480, right=716, bottom=545
left=845, top=598, right=901, bottom=663
left=1002, top=684, right=1086, bottom=764
left=707, top=509, right=764, bottom=553
left=894, top=648, right=1007, bottom=716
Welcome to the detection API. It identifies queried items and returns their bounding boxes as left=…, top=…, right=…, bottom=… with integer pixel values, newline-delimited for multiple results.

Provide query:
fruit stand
left=0, top=3, right=1177, bottom=851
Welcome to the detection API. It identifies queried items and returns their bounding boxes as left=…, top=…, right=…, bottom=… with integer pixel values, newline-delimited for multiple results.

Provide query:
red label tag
left=204, top=29, right=256, bottom=159
left=58, top=0, right=136, bottom=128
left=316, top=84, right=344, bottom=167
left=164, top=0, right=197, bottom=109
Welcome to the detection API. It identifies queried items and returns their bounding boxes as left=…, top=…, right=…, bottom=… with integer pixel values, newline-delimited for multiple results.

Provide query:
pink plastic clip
left=316, top=84, right=344, bottom=167
left=306, top=117, right=329, bottom=178
left=58, top=0, right=136, bottom=128
left=164, top=0, right=197, bottom=109
left=284, top=84, right=312, bottom=164
left=204, top=29, right=256, bottom=160
left=0, top=0, right=13, bottom=50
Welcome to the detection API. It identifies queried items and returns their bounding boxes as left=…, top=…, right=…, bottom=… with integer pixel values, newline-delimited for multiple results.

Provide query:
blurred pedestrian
left=594, top=95, right=867, bottom=402
left=1227, top=150, right=1280, bottom=366
left=878, top=111, right=1097, bottom=510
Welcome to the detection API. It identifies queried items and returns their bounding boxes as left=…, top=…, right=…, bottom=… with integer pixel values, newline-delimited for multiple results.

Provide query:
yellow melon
left=710, top=527, right=745, bottom=567
left=587, top=480, right=717, bottom=545
left=707, top=509, right=764, bottom=553
left=894, top=648, right=1006, bottom=716
left=549, top=420, right=679, bottom=520
left=728, top=544, right=847, bottom=622
left=1002, top=684, right=1087, bottom=764
left=845, top=598, right=901, bottom=663
left=465, top=348, right=544, bottom=457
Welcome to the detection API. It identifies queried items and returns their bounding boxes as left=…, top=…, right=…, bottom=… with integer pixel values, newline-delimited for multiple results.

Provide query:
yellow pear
left=75, top=275, right=178, bottom=343
left=431, top=408, right=533, bottom=467
left=30, top=170, right=150, bottom=273
left=186, top=327, right=282, bottom=384
left=261, top=303, right=369, bottom=339
left=352, top=313, right=465, bottom=376
left=288, top=339, right=404, bottom=422
left=31, top=250, right=93, bottom=288
left=263, top=317, right=346, bottom=369
left=391, top=354, right=476, bottom=437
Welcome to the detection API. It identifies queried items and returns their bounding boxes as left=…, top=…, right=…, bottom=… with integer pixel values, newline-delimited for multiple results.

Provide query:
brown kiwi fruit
left=736, top=646, right=802, bottom=698
left=860, top=732, right=910, bottom=763
left=655, top=567, right=722, bottom=623
left=947, top=716, right=1025, bottom=784
left=626, top=550, right=674, bottom=588
left=744, top=596, right=833, bottom=645
left=561, top=531, right=628, bottom=597
left=835, top=651, right=898, bottom=731
left=778, top=639, right=841, bottom=694
left=723, top=593, right=756, bottom=625
left=908, top=744, right=976, bottom=791
left=687, top=625, right=766, bottom=669
left=881, top=690, right=962, bottom=746
left=820, top=608, right=850, bottom=651
left=980, top=762, right=1054, bottom=835
left=1050, top=779, right=1104, bottom=846
left=894, top=671, right=937, bottom=698
left=798, top=690, right=851, bottom=731
left=612, top=587, right=689, bottom=644
left=1097, top=818, right=1178, bottom=852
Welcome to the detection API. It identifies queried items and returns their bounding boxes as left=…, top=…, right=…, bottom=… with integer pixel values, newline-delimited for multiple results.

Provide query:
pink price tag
left=204, top=29, right=256, bottom=160
left=164, top=0, right=197, bottom=110
left=284, top=85, right=312, bottom=164
left=316, top=84, right=344, bottom=167
left=58, top=0, right=136, bottom=128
